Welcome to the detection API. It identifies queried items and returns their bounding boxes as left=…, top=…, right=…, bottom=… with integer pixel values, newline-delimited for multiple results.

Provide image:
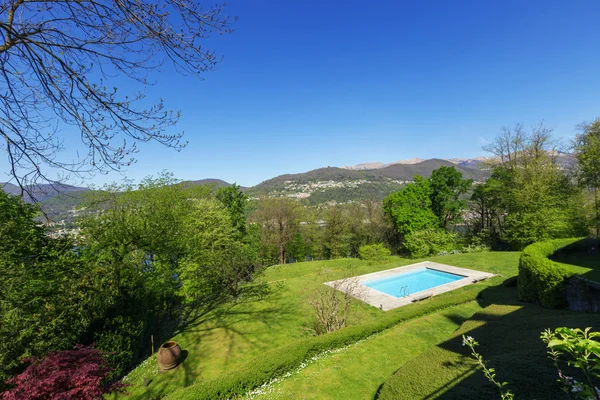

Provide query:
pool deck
left=325, top=261, right=494, bottom=311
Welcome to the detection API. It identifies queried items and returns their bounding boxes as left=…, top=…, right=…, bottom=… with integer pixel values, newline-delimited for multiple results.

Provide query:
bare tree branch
left=0, top=0, right=235, bottom=198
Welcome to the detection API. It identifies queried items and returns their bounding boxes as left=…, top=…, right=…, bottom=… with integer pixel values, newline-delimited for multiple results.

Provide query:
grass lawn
left=118, top=252, right=520, bottom=399
left=246, top=301, right=485, bottom=399
left=553, top=251, right=600, bottom=282
left=376, top=284, right=600, bottom=399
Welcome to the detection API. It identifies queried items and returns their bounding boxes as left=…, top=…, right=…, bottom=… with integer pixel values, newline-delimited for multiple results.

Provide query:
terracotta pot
left=156, top=341, right=182, bottom=371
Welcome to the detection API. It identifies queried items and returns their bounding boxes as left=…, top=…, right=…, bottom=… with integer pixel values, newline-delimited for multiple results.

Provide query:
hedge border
left=517, top=237, right=587, bottom=308
left=164, top=277, right=503, bottom=400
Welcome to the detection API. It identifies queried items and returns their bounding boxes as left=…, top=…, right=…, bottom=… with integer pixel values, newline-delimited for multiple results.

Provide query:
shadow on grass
left=376, top=281, right=600, bottom=400
left=123, top=282, right=296, bottom=399
left=550, top=237, right=600, bottom=282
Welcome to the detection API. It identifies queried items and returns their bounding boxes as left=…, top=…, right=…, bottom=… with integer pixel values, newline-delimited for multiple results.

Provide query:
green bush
left=164, top=278, right=502, bottom=400
left=518, top=238, right=583, bottom=308
left=358, top=244, right=391, bottom=261
left=403, top=229, right=458, bottom=258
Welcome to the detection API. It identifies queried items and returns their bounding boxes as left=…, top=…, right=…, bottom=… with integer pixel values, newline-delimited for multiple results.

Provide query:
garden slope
left=120, top=252, right=519, bottom=399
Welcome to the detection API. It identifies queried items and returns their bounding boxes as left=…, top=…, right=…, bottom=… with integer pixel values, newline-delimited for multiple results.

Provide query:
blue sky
left=8, top=0, right=600, bottom=187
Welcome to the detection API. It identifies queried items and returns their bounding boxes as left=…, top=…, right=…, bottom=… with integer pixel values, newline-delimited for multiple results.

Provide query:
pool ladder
left=398, top=285, right=410, bottom=298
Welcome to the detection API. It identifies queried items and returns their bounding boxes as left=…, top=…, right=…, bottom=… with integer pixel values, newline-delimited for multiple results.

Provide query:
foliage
left=216, top=184, right=248, bottom=236
left=403, top=228, right=458, bottom=258
left=459, top=327, right=600, bottom=400
left=462, top=236, right=491, bottom=253
left=429, top=166, right=472, bottom=228
left=518, top=238, right=582, bottom=308
left=323, top=205, right=351, bottom=259
left=0, top=191, right=109, bottom=384
left=462, top=335, right=514, bottom=399
left=573, top=118, right=600, bottom=237
left=2, top=345, right=122, bottom=400
left=78, top=174, right=257, bottom=376
left=251, top=198, right=302, bottom=264
left=0, top=0, right=234, bottom=193
left=383, top=175, right=439, bottom=237
left=358, top=244, right=391, bottom=261
left=471, top=123, right=587, bottom=249
left=542, top=327, right=600, bottom=399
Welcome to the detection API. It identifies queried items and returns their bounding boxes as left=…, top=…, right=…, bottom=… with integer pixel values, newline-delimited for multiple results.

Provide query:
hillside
left=1, top=182, right=88, bottom=203
left=248, top=159, right=488, bottom=204
left=15, top=158, right=488, bottom=223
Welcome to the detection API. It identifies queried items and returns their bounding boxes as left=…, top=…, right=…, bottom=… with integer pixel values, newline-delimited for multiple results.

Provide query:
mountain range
left=341, top=157, right=488, bottom=170
left=2, top=157, right=490, bottom=222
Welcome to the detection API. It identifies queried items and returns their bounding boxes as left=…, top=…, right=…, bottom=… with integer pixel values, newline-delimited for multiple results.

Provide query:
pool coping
left=325, top=261, right=494, bottom=311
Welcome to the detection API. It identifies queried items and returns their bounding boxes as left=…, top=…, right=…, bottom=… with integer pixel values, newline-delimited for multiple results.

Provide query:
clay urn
left=156, top=341, right=182, bottom=371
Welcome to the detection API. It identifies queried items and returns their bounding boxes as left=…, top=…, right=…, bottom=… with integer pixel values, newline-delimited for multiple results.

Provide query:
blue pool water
left=363, top=268, right=465, bottom=298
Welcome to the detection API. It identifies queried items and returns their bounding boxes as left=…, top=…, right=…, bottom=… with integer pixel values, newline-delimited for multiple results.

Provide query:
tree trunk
left=279, top=243, right=285, bottom=264
left=594, top=188, right=600, bottom=239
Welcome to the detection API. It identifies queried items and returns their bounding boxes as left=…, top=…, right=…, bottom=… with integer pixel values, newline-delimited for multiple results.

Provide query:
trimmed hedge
left=164, top=277, right=503, bottom=400
left=518, top=238, right=584, bottom=308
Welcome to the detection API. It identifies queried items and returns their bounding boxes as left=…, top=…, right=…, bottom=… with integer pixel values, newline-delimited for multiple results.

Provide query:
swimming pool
left=363, top=268, right=465, bottom=298
left=325, top=261, right=494, bottom=310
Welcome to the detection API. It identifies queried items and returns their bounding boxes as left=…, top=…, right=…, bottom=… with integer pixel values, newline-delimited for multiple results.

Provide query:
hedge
left=164, top=277, right=503, bottom=400
left=517, top=237, right=585, bottom=308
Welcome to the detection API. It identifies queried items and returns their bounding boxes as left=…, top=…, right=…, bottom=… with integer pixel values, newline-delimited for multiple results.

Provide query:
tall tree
left=252, top=198, right=301, bottom=264
left=216, top=184, right=248, bottom=236
left=0, top=1, right=235, bottom=196
left=573, top=118, right=600, bottom=237
left=429, top=166, right=472, bottom=228
left=383, top=176, right=439, bottom=238
left=477, top=123, right=586, bottom=248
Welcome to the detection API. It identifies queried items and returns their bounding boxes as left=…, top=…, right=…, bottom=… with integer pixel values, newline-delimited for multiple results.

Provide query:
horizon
left=2, top=0, right=599, bottom=188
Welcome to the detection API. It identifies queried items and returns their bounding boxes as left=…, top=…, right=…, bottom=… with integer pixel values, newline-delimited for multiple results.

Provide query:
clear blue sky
left=14, top=0, right=600, bottom=187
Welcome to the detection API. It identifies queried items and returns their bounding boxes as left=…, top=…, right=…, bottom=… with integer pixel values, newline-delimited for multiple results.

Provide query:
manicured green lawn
left=119, top=252, right=520, bottom=399
left=247, top=301, right=485, bottom=399
left=376, top=285, right=600, bottom=399
left=553, top=251, right=600, bottom=282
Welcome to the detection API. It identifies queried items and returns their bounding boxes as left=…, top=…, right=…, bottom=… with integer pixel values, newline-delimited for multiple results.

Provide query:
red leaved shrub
left=2, top=345, right=123, bottom=400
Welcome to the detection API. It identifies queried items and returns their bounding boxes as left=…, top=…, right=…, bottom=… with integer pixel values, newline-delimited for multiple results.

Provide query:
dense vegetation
left=1, top=121, right=600, bottom=398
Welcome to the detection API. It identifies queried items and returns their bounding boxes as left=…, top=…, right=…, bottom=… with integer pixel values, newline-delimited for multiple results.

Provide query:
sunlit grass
left=118, top=252, right=520, bottom=399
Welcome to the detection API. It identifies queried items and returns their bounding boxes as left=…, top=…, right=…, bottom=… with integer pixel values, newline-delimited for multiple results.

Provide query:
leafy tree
left=323, top=205, right=351, bottom=259
left=2, top=345, right=122, bottom=400
left=429, top=166, right=472, bottom=228
left=217, top=184, right=248, bottom=236
left=178, top=198, right=253, bottom=299
left=475, top=123, right=587, bottom=249
left=573, top=118, right=600, bottom=237
left=0, top=191, right=108, bottom=384
left=0, top=0, right=235, bottom=194
left=383, top=176, right=439, bottom=238
left=251, top=198, right=302, bottom=264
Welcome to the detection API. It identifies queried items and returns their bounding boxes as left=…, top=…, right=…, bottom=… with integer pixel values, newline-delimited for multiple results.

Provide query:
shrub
left=358, top=244, right=391, bottom=262
left=2, top=345, right=122, bottom=400
left=403, top=229, right=458, bottom=258
left=518, top=238, right=583, bottom=308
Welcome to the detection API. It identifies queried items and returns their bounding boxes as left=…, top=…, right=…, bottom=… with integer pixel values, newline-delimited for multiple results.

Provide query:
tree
left=429, top=166, right=472, bottom=228
left=383, top=176, right=439, bottom=238
left=0, top=0, right=235, bottom=195
left=477, top=123, right=586, bottom=249
left=573, top=118, right=600, bottom=237
left=252, top=198, right=302, bottom=264
left=0, top=190, right=109, bottom=385
left=216, top=184, right=248, bottom=236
